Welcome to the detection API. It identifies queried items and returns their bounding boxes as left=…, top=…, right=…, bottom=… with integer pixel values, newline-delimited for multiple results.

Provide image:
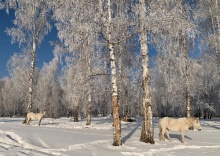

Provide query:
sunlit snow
left=0, top=117, right=219, bottom=156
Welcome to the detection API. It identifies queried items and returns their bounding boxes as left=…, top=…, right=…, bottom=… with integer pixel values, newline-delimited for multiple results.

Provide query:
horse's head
left=192, top=118, right=201, bottom=131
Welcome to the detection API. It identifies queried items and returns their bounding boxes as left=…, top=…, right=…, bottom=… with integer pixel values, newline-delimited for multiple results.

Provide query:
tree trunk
left=180, top=30, right=191, bottom=118
left=23, top=39, right=36, bottom=124
left=185, top=57, right=191, bottom=118
left=124, top=89, right=129, bottom=122
left=86, top=36, right=92, bottom=125
left=210, top=0, right=220, bottom=76
left=13, top=102, right=16, bottom=117
left=112, top=95, right=121, bottom=146
left=27, top=41, right=36, bottom=112
left=74, top=109, right=78, bottom=122
left=99, top=0, right=121, bottom=146
left=27, top=2, right=38, bottom=114
left=209, top=7, right=215, bottom=35
left=102, top=95, right=107, bottom=117
left=74, top=98, right=80, bottom=122
left=107, top=0, right=121, bottom=146
left=86, top=94, right=91, bottom=125
left=67, top=106, right=70, bottom=118
left=215, top=0, right=220, bottom=70
left=118, top=43, right=123, bottom=118
left=139, top=0, right=155, bottom=144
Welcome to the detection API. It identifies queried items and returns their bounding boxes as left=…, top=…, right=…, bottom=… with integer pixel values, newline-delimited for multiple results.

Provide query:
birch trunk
left=27, top=2, right=37, bottom=115
left=179, top=3, right=191, bottom=118
left=74, top=99, right=80, bottom=122
left=99, top=0, right=121, bottom=146
left=139, top=0, right=155, bottom=144
left=118, top=44, right=123, bottom=118
left=13, top=100, right=16, bottom=116
left=66, top=106, right=70, bottom=118
left=209, top=6, right=219, bottom=65
left=214, top=0, right=220, bottom=73
left=86, top=38, right=92, bottom=125
left=86, top=93, right=92, bottom=125
left=180, top=30, right=191, bottom=118
left=107, top=0, right=121, bottom=146
left=209, top=7, right=215, bottom=35
left=27, top=40, right=36, bottom=112
left=124, top=89, right=128, bottom=122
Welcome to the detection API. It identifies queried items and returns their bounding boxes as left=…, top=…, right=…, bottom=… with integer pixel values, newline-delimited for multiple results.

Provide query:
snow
left=0, top=117, right=219, bottom=156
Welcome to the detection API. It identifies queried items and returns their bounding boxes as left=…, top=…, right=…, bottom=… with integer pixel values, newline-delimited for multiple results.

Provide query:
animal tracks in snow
left=0, top=130, right=61, bottom=155
left=121, top=145, right=220, bottom=156
left=0, top=129, right=110, bottom=156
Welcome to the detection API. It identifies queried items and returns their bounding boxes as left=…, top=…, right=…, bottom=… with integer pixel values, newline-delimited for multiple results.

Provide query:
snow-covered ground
left=0, top=116, right=219, bottom=156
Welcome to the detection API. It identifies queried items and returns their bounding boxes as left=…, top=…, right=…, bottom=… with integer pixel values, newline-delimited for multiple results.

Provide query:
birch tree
left=138, top=0, right=154, bottom=144
left=152, top=53, right=186, bottom=117
left=111, top=0, right=136, bottom=121
left=7, top=52, right=31, bottom=115
left=196, top=0, right=220, bottom=77
left=5, top=0, right=52, bottom=114
left=177, top=3, right=190, bottom=118
left=52, top=0, right=97, bottom=124
left=203, top=0, right=220, bottom=69
left=35, top=54, right=61, bottom=118
left=136, top=0, right=196, bottom=142
left=98, top=0, right=121, bottom=146
left=1, top=77, right=14, bottom=116
left=0, top=80, right=4, bottom=117
left=190, top=53, right=219, bottom=119
left=173, top=3, right=193, bottom=118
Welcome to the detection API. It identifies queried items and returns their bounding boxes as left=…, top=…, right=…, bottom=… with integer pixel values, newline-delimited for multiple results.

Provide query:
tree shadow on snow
left=204, top=123, right=220, bottom=130
left=95, top=118, right=114, bottom=125
left=40, top=122, right=60, bottom=126
left=122, top=121, right=141, bottom=144
left=1, top=118, right=23, bottom=123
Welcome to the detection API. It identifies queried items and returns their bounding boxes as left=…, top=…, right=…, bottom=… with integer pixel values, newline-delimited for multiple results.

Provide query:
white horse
left=159, top=117, right=201, bottom=143
left=25, top=110, right=46, bottom=126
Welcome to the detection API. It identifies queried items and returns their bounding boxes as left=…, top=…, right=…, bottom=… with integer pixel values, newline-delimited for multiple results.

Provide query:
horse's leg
left=38, top=118, right=42, bottom=126
left=159, top=125, right=162, bottom=141
left=27, top=118, right=30, bottom=125
left=165, top=129, right=171, bottom=141
left=180, top=130, right=185, bottom=143
left=161, top=128, right=165, bottom=141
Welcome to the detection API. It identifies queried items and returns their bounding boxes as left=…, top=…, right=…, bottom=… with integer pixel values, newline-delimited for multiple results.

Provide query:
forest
left=0, top=0, right=219, bottom=145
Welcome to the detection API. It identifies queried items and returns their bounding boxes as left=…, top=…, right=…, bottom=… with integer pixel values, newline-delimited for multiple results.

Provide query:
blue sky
left=0, top=9, right=157, bottom=79
left=0, top=10, right=57, bottom=78
left=3, top=9, right=204, bottom=80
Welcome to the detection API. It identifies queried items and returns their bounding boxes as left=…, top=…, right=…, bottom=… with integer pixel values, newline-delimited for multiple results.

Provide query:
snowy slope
left=0, top=117, right=220, bottom=156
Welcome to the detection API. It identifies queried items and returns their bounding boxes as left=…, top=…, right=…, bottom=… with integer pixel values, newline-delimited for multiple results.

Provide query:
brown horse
left=159, top=117, right=201, bottom=143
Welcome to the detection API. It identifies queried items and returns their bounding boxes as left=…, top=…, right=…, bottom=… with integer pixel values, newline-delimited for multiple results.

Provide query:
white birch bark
left=27, top=43, right=36, bottom=112
left=86, top=93, right=91, bottom=125
left=179, top=4, right=191, bottom=118
left=27, top=37, right=36, bottom=112
left=27, top=2, right=37, bottom=113
left=86, top=47, right=92, bottom=125
left=139, top=0, right=154, bottom=144
left=181, top=31, right=191, bottom=118
left=108, top=0, right=121, bottom=145
left=214, top=0, right=220, bottom=72
left=118, top=44, right=122, bottom=116
left=3, top=0, right=51, bottom=119
left=209, top=7, right=215, bottom=34
left=99, top=0, right=121, bottom=146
